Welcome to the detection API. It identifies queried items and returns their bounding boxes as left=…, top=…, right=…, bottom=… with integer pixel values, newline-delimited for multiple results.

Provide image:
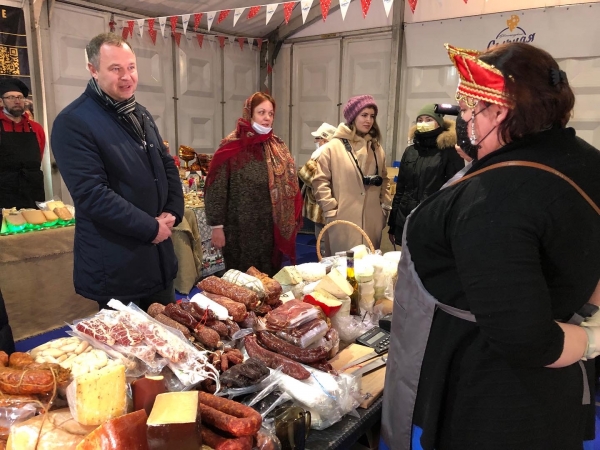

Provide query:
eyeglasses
left=2, top=95, right=25, bottom=102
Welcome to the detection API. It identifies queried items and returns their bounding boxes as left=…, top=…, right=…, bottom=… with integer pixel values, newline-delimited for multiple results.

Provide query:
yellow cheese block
left=147, top=392, right=201, bottom=450
left=67, top=363, right=127, bottom=426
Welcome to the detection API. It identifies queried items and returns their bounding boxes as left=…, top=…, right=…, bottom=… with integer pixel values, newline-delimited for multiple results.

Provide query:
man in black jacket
left=51, top=33, right=184, bottom=311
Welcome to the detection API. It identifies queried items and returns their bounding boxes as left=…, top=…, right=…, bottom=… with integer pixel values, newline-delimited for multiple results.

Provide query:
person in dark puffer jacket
left=388, top=104, right=464, bottom=246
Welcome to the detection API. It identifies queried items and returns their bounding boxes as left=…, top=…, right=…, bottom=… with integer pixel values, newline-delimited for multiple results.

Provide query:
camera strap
left=338, top=138, right=378, bottom=180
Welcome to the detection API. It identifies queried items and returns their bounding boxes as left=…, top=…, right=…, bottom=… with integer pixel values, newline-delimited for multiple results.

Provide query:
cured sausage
left=201, top=425, right=253, bottom=450
left=198, top=277, right=259, bottom=310
left=153, top=313, right=191, bottom=338
left=164, top=303, right=198, bottom=330
left=224, top=319, right=240, bottom=339
left=202, top=293, right=248, bottom=323
left=147, top=303, right=166, bottom=318
left=197, top=391, right=262, bottom=437
left=206, top=320, right=230, bottom=339
left=256, top=331, right=327, bottom=363
left=0, top=364, right=71, bottom=394
left=8, top=352, right=35, bottom=369
left=246, top=267, right=282, bottom=306
left=193, top=324, right=221, bottom=349
left=244, top=335, right=310, bottom=380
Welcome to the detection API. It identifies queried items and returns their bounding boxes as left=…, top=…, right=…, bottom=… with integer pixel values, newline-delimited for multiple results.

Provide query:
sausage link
left=147, top=303, right=166, bottom=318
left=256, top=331, right=327, bottom=363
left=164, top=303, right=198, bottom=329
left=224, top=319, right=241, bottom=339
left=244, top=335, right=310, bottom=380
left=190, top=301, right=217, bottom=321
left=206, top=320, right=230, bottom=339
left=221, top=353, right=229, bottom=372
left=202, top=293, right=248, bottom=323
left=201, top=424, right=252, bottom=450
left=0, top=352, right=8, bottom=368
left=197, top=391, right=262, bottom=437
left=180, top=302, right=203, bottom=321
left=198, top=277, right=259, bottom=310
left=193, top=324, right=221, bottom=349
left=9, top=352, right=35, bottom=369
left=153, top=313, right=191, bottom=338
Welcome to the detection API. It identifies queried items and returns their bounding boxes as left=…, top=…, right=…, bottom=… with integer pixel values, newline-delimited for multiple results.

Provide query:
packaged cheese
left=66, top=363, right=127, bottom=426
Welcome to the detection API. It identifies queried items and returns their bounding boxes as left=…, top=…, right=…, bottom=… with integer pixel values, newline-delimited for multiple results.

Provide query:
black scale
left=356, top=326, right=390, bottom=354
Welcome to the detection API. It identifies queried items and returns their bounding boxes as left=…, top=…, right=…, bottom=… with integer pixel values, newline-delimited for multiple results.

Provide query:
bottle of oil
left=346, top=250, right=361, bottom=316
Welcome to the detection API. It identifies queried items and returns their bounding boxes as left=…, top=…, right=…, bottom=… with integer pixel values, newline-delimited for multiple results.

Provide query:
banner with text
left=0, top=5, right=30, bottom=94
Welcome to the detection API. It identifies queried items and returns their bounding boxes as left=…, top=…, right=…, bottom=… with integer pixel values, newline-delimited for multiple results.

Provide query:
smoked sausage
left=256, top=331, right=327, bottom=363
left=202, top=293, right=248, bottom=323
left=197, top=391, right=262, bottom=437
left=201, top=424, right=253, bottom=450
left=244, top=335, right=310, bottom=380
left=198, top=277, right=259, bottom=310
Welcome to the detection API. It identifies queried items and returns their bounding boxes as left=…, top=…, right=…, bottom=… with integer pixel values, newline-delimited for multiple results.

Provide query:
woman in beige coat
left=313, top=95, right=391, bottom=255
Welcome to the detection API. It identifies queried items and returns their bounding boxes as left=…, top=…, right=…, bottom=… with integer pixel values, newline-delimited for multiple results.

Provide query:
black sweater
left=407, top=127, right=600, bottom=450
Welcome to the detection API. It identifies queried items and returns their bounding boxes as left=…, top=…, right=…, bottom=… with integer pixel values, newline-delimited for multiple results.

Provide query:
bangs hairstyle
left=478, top=43, right=575, bottom=143
left=250, top=92, right=276, bottom=116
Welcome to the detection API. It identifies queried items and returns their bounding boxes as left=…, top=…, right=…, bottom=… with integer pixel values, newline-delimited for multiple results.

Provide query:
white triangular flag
left=158, top=17, right=167, bottom=37
left=247, top=37, right=255, bottom=50
left=266, top=4, right=278, bottom=25
left=340, top=0, right=351, bottom=20
left=182, top=14, right=190, bottom=35
left=383, top=0, right=393, bottom=17
left=136, top=18, right=145, bottom=37
left=264, top=74, right=269, bottom=87
left=228, top=36, right=235, bottom=47
left=206, top=11, right=216, bottom=31
left=233, top=8, right=246, bottom=26
left=300, top=0, right=314, bottom=24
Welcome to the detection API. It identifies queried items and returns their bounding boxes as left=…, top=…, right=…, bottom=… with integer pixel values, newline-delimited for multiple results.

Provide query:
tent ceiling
left=76, top=0, right=317, bottom=38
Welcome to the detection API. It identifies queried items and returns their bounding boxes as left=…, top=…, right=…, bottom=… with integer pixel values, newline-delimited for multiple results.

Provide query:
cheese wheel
left=75, top=410, right=149, bottom=450
left=54, top=207, right=73, bottom=221
left=132, top=376, right=167, bottom=416
left=21, top=209, right=47, bottom=225
left=42, top=210, right=59, bottom=222
left=5, top=212, right=26, bottom=227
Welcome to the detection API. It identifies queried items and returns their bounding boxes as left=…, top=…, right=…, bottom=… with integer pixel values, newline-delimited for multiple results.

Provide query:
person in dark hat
left=0, top=77, right=46, bottom=209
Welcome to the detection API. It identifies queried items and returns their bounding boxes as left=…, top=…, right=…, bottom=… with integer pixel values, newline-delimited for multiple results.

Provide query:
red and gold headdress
left=445, top=43, right=513, bottom=108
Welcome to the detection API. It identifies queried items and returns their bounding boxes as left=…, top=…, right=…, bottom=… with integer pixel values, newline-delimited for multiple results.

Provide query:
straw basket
left=316, top=220, right=375, bottom=261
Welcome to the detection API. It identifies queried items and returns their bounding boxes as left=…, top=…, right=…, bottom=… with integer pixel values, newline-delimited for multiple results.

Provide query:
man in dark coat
left=51, top=33, right=184, bottom=311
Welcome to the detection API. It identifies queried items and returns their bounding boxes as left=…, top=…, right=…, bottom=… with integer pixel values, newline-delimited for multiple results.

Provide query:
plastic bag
left=275, top=319, right=329, bottom=349
left=265, top=300, right=319, bottom=330
left=0, top=403, right=38, bottom=440
left=330, top=312, right=379, bottom=344
left=222, top=269, right=266, bottom=299
left=254, top=425, right=282, bottom=450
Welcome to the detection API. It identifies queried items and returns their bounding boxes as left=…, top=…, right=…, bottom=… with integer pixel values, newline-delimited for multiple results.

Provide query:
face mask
left=252, top=122, right=272, bottom=135
left=315, top=142, right=321, bottom=150
left=455, top=114, right=480, bottom=160
left=416, top=122, right=437, bottom=133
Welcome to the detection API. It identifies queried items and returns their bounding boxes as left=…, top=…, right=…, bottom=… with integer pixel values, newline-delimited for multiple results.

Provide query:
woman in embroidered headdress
left=204, top=92, right=302, bottom=276
left=381, top=43, right=600, bottom=450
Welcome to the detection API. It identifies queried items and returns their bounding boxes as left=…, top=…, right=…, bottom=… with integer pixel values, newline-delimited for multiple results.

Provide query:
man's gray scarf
left=88, top=77, right=144, bottom=142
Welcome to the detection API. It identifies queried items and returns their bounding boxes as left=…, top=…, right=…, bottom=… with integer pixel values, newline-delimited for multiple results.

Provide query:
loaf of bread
left=21, top=209, right=47, bottom=225
left=42, top=210, right=59, bottom=222
left=54, top=207, right=73, bottom=221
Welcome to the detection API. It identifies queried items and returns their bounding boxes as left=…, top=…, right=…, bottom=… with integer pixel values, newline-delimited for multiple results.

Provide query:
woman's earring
left=470, top=110, right=477, bottom=145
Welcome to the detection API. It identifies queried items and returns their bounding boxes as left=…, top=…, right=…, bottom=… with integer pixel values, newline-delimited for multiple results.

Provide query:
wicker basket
left=316, top=220, right=375, bottom=261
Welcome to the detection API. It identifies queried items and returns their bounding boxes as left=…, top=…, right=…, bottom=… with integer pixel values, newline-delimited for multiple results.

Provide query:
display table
left=0, top=226, right=97, bottom=341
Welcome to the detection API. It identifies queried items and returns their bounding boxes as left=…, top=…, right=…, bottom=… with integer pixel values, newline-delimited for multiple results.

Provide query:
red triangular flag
left=463, top=0, right=468, bottom=3
left=408, top=0, right=418, bottom=13
left=217, top=36, right=226, bottom=48
left=217, top=10, right=231, bottom=24
left=237, top=37, right=245, bottom=50
left=196, top=34, right=204, bottom=48
left=149, top=28, right=157, bottom=45
left=360, top=0, right=373, bottom=17
left=193, top=13, right=203, bottom=31
left=121, top=27, right=129, bottom=40
left=173, top=31, right=182, bottom=47
left=257, top=38, right=263, bottom=51
left=283, top=2, right=295, bottom=24
left=267, top=64, right=273, bottom=74
left=169, top=16, right=178, bottom=31
left=148, top=18, right=155, bottom=31
left=320, top=0, right=331, bottom=21
left=247, top=6, right=261, bottom=19
left=127, top=20, right=135, bottom=35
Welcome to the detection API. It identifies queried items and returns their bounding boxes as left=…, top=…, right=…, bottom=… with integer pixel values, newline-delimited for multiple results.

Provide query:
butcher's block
left=329, top=344, right=386, bottom=409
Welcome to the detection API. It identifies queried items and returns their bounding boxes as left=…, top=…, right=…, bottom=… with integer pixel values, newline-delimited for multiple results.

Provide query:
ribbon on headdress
left=445, top=43, right=513, bottom=108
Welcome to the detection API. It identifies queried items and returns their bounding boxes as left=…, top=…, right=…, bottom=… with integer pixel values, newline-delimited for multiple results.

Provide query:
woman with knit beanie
left=388, top=104, right=464, bottom=246
left=313, top=95, right=391, bottom=255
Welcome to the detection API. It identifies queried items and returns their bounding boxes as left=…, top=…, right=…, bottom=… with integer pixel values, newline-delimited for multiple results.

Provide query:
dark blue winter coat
left=51, top=84, right=184, bottom=303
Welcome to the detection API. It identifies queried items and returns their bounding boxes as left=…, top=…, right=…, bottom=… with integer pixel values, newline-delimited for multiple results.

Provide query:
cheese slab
left=66, top=363, right=127, bottom=426
left=147, top=391, right=202, bottom=450
left=76, top=409, right=149, bottom=450
left=273, top=266, right=303, bottom=285
left=304, top=291, right=343, bottom=317
left=296, top=263, right=326, bottom=282
left=314, top=268, right=353, bottom=299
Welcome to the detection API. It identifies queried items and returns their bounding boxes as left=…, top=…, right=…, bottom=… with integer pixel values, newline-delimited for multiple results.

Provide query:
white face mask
left=252, top=122, right=272, bottom=135
left=315, top=142, right=321, bottom=150
left=416, top=122, right=437, bottom=133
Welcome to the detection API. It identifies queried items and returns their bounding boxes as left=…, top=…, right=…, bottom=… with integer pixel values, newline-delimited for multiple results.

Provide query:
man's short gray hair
left=86, top=33, right=133, bottom=68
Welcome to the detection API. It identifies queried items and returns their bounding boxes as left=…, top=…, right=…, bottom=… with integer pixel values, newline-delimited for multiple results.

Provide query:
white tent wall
left=23, top=0, right=259, bottom=201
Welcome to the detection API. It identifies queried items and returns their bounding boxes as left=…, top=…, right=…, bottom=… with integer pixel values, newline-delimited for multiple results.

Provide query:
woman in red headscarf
left=204, top=92, right=302, bottom=276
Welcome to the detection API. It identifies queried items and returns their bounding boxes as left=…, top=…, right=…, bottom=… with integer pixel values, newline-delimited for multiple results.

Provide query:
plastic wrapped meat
left=275, top=319, right=329, bottom=349
left=265, top=300, right=319, bottom=330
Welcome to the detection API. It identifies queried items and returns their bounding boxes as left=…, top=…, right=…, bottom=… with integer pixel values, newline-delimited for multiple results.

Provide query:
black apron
left=0, top=120, right=45, bottom=209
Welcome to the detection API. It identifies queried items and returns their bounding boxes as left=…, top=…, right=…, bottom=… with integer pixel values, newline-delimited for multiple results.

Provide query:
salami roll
left=244, top=335, right=310, bottom=380
left=256, top=331, right=327, bottom=363
left=197, top=391, right=262, bottom=437
left=246, top=267, right=282, bottom=306
left=201, top=424, right=253, bottom=450
left=198, top=277, right=259, bottom=310
left=202, top=293, right=248, bottom=323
